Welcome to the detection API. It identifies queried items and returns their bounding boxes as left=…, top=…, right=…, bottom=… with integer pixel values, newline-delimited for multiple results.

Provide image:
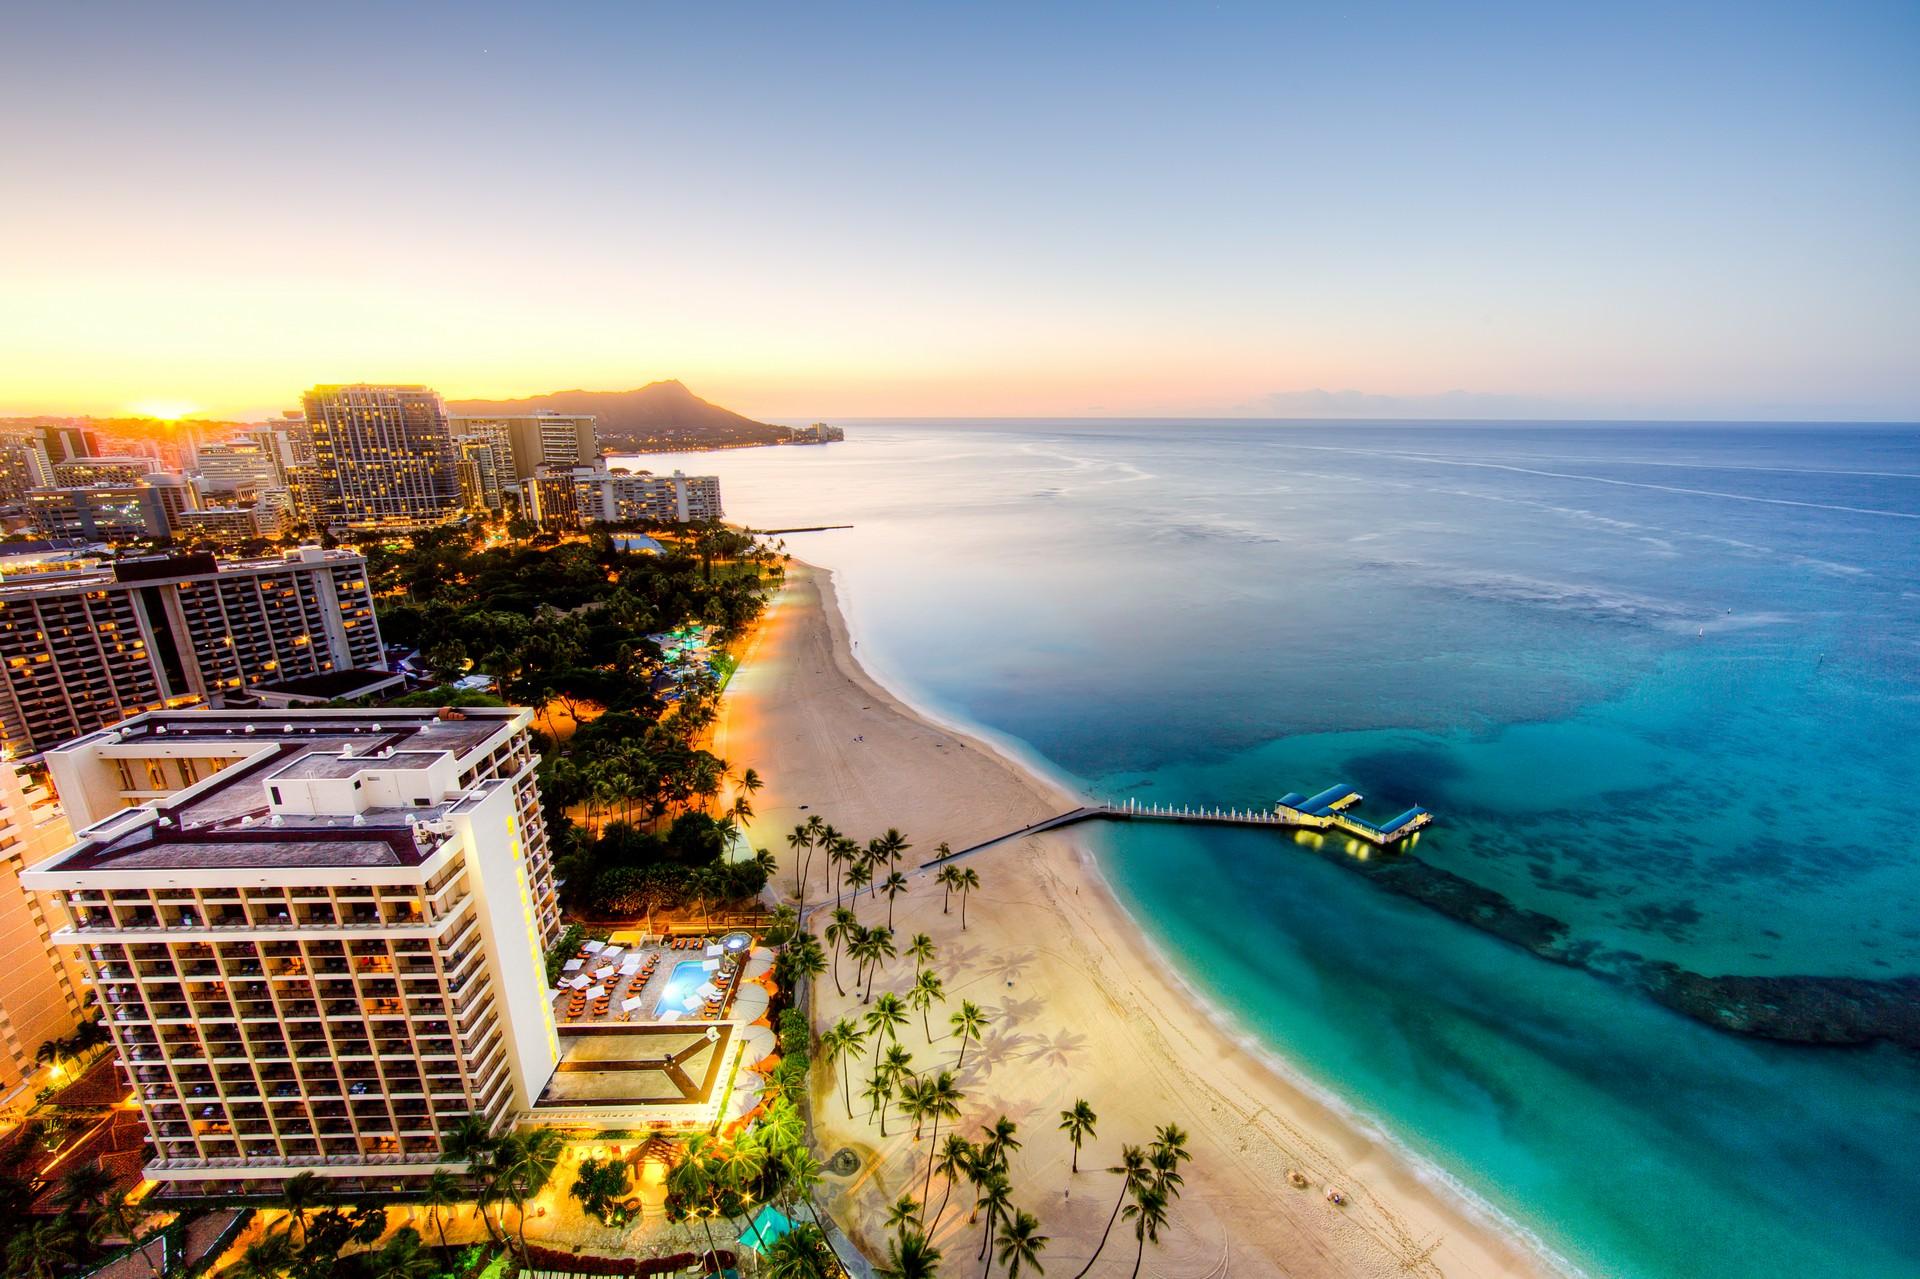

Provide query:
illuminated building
left=0, top=548, right=382, bottom=757
left=300, top=386, right=461, bottom=531
left=27, top=474, right=201, bottom=543
left=0, top=760, right=87, bottom=1105
left=526, top=465, right=723, bottom=529
left=22, top=707, right=562, bottom=1192
left=446, top=414, right=598, bottom=482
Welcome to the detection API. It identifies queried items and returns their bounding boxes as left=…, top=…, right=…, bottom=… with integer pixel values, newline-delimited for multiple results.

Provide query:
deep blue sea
left=621, top=422, right=1920, bottom=1278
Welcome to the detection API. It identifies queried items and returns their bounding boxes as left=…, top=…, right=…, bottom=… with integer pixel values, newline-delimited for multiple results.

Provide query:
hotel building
left=300, top=386, right=461, bottom=531
left=0, top=548, right=383, bottom=758
left=0, top=761, right=87, bottom=1106
left=446, top=414, right=598, bottom=484
left=22, top=707, right=563, bottom=1192
left=28, top=474, right=201, bottom=544
left=526, top=466, right=723, bottom=530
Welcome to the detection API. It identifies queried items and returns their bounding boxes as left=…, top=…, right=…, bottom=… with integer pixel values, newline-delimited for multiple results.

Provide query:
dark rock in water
left=1636, top=967, right=1920, bottom=1050
left=1318, top=843, right=1920, bottom=1051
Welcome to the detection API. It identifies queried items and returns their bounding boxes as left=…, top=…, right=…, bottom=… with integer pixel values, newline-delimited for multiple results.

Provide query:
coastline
left=714, top=560, right=1561, bottom=1279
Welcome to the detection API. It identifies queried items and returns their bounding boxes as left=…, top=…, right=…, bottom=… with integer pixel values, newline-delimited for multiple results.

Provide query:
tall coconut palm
left=866, top=994, right=909, bottom=1063
left=764, top=1223, right=833, bottom=1279
left=980, top=1115, right=1022, bottom=1174
left=845, top=858, right=873, bottom=909
left=907, top=932, right=937, bottom=974
left=277, top=1171, right=327, bottom=1245
left=368, top=1227, right=437, bottom=1279
left=857, top=926, right=896, bottom=1002
left=863, top=1068, right=895, bottom=1138
left=225, top=1231, right=293, bottom=1279
left=936, top=862, right=959, bottom=913
left=877, top=1226, right=943, bottom=1279
left=996, top=1209, right=1050, bottom=1279
left=53, top=1162, right=115, bottom=1223
left=665, top=1134, right=724, bottom=1261
left=908, top=969, right=946, bottom=1041
left=824, top=909, right=859, bottom=996
left=1121, top=1184, right=1170, bottom=1279
left=881, top=870, right=909, bottom=928
left=950, top=999, right=988, bottom=1069
left=931, top=1135, right=976, bottom=1231
left=420, top=1168, right=462, bottom=1252
left=919, top=1072, right=966, bottom=1203
left=973, top=1173, right=1013, bottom=1262
left=956, top=866, right=981, bottom=929
left=1069, top=1144, right=1149, bottom=1279
left=897, top=1076, right=932, bottom=1142
left=885, top=1193, right=923, bottom=1233
left=821, top=1018, right=866, bottom=1117
left=87, top=1190, right=159, bottom=1279
left=1059, top=1100, right=1098, bottom=1173
left=785, top=824, right=814, bottom=902
left=440, top=1113, right=501, bottom=1242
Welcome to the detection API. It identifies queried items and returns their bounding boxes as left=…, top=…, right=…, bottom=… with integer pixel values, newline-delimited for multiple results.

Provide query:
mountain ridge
left=448, top=380, right=792, bottom=450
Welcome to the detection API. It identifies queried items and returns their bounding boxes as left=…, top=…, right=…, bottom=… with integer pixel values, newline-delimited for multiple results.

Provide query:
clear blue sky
left=2, top=1, right=1915, bottom=420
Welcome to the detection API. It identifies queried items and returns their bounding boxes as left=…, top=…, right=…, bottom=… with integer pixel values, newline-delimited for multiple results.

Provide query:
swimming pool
left=653, top=960, right=713, bottom=1015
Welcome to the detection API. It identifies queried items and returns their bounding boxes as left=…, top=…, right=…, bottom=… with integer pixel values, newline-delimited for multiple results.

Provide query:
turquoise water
left=619, top=422, right=1920, bottom=1277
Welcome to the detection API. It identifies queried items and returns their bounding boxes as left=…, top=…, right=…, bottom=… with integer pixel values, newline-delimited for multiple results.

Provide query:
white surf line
left=1264, top=443, right=1920, bottom=520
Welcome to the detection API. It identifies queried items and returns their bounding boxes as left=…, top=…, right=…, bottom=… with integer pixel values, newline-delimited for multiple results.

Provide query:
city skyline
left=3, top=3, right=1916, bottom=422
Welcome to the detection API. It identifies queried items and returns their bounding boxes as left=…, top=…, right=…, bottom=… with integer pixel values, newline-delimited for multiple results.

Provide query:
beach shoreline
left=714, top=559, right=1563, bottom=1279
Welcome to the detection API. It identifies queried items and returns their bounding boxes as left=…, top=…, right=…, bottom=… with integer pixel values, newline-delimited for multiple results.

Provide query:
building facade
left=0, top=761, right=85, bottom=1106
left=27, top=474, right=200, bottom=543
left=446, top=415, right=597, bottom=482
left=525, top=465, right=722, bottom=530
left=0, top=548, right=383, bottom=757
left=300, top=386, right=461, bottom=531
left=23, top=707, right=563, bottom=1192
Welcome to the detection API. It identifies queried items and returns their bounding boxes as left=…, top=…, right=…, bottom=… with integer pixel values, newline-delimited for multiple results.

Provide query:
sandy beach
left=713, top=561, right=1556, bottom=1279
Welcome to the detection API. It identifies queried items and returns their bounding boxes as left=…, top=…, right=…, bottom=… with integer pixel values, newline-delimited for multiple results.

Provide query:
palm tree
left=931, top=1135, right=976, bottom=1231
left=856, top=926, right=897, bottom=1002
left=778, top=933, right=828, bottom=995
left=225, top=1232, right=294, bottom=1279
left=825, top=908, right=859, bottom=996
left=440, top=1113, right=500, bottom=1242
left=908, top=969, right=946, bottom=1040
left=973, top=1172, right=1013, bottom=1263
left=996, top=1209, right=1050, bottom=1279
left=956, top=866, right=981, bottom=929
left=420, top=1168, right=461, bottom=1252
left=786, top=824, right=814, bottom=902
left=87, top=1190, right=160, bottom=1279
left=278, top=1170, right=327, bottom=1245
left=907, top=932, right=936, bottom=973
left=53, top=1161, right=115, bottom=1222
left=570, top=1157, right=633, bottom=1225
left=1069, top=1144, right=1149, bottom=1279
left=1121, top=1184, right=1170, bottom=1279
left=919, top=1071, right=965, bottom=1203
left=897, top=1076, right=932, bottom=1142
left=845, top=858, right=873, bottom=908
left=980, top=1115, right=1022, bottom=1174
left=1059, top=1100, right=1097, bottom=1174
left=885, top=1193, right=923, bottom=1233
left=866, top=993, right=909, bottom=1062
left=950, top=999, right=988, bottom=1069
left=666, top=1134, right=724, bottom=1261
left=493, top=1127, right=564, bottom=1256
left=937, top=862, right=960, bottom=913
left=821, top=1018, right=866, bottom=1117
left=368, top=1227, right=437, bottom=1279
left=863, top=1068, right=895, bottom=1138
left=881, top=870, right=909, bottom=928
left=764, top=1222, right=834, bottom=1279
left=878, top=1226, right=943, bottom=1279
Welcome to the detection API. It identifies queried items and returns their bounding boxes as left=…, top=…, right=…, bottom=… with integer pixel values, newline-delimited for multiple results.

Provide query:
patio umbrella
left=738, top=1023, right=777, bottom=1060
left=731, top=1071, right=767, bottom=1101
left=742, top=949, right=775, bottom=978
left=725, top=1088, right=760, bottom=1121
left=585, top=986, right=606, bottom=1000
left=731, top=985, right=770, bottom=1019
left=695, top=981, right=723, bottom=1001
left=562, top=959, right=585, bottom=972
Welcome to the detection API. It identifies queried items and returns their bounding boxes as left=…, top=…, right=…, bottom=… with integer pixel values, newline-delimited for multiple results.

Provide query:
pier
left=923, top=787, right=1432, bottom=867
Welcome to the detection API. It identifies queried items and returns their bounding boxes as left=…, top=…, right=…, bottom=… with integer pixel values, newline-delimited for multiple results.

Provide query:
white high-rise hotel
left=24, top=708, right=563, bottom=1193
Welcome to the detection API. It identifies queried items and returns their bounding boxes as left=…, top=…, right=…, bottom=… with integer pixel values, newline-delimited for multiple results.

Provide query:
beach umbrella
left=704, top=944, right=724, bottom=957
left=562, top=959, right=585, bottom=972
left=724, top=1089, right=760, bottom=1121
left=695, top=981, right=723, bottom=1001
left=585, top=986, right=606, bottom=1000
left=742, top=949, right=774, bottom=978
left=731, top=1071, right=767, bottom=1101
left=738, top=1024, right=777, bottom=1060
left=701, top=957, right=721, bottom=972
left=621, top=997, right=643, bottom=1013
left=731, top=985, right=770, bottom=1019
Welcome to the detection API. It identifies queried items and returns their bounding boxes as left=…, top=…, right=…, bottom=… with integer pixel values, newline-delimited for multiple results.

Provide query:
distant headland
left=449, top=379, right=841, bottom=452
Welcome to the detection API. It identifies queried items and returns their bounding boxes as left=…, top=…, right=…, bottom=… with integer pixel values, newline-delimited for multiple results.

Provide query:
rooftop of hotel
left=32, top=708, right=532, bottom=876
left=0, top=546, right=366, bottom=598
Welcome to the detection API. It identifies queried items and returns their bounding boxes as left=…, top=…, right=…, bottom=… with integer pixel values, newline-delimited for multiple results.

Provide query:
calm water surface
left=621, top=422, right=1920, bottom=1278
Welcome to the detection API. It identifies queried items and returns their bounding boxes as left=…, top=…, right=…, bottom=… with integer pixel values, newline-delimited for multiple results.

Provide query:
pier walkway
left=923, top=790, right=1432, bottom=868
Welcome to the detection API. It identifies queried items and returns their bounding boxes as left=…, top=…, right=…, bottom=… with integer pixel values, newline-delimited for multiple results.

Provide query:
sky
left=2, top=2, right=1916, bottom=422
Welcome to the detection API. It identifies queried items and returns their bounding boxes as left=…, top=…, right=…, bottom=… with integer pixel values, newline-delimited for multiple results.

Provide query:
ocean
left=618, top=421, right=1920, bottom=1278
